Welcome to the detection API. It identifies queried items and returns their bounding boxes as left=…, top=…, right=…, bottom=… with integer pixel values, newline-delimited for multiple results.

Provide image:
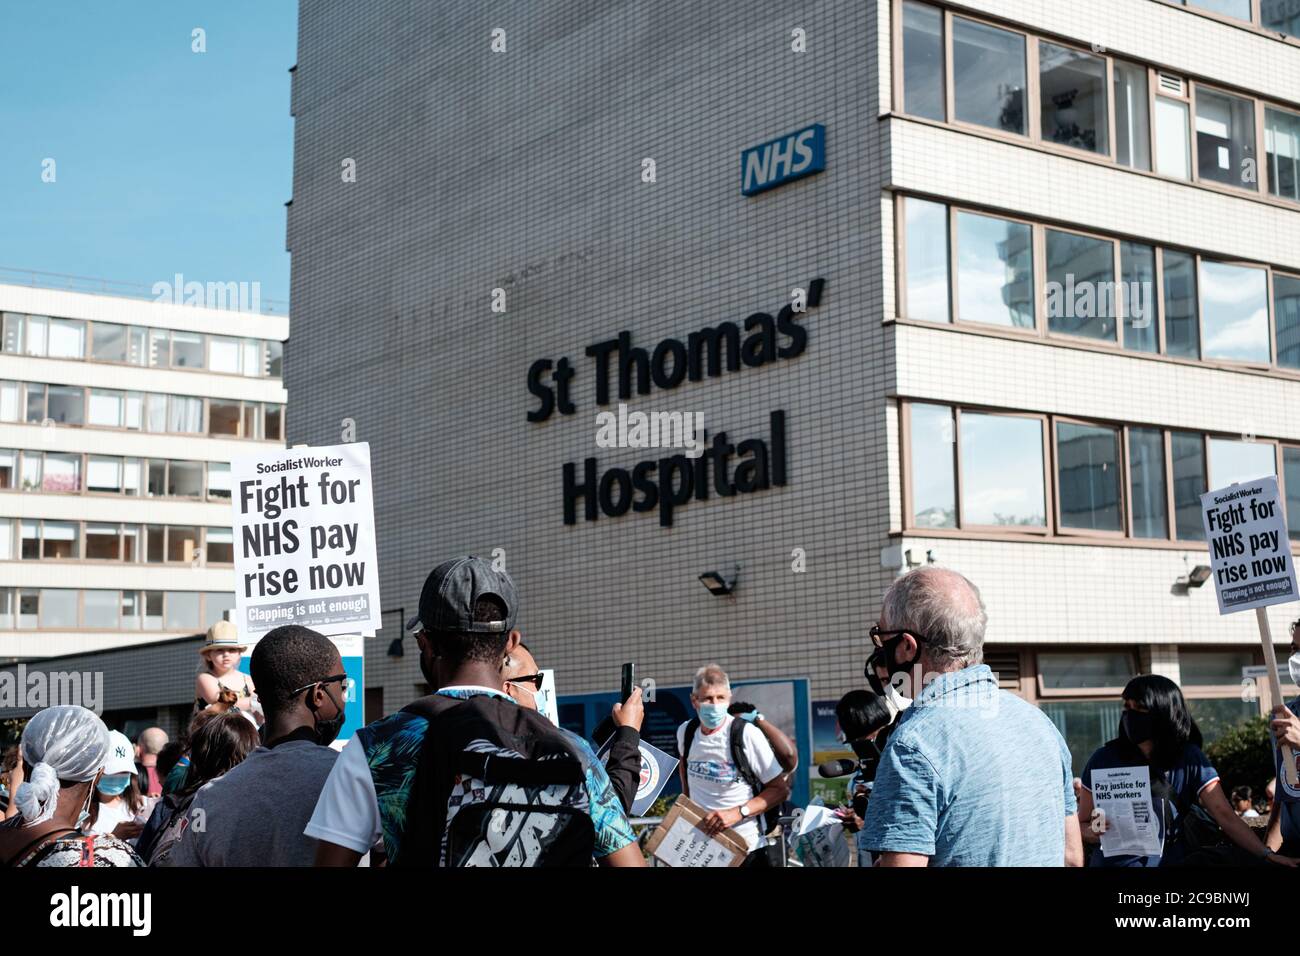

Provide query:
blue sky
left=0, top=1, right=297, bottom=306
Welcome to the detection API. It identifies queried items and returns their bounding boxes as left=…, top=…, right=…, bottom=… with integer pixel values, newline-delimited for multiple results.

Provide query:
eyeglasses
left=868, top=624, right=930, bottom=648
left=290, top=674, right=349, bottom=698
left=507, top=673, right=544, bottom=689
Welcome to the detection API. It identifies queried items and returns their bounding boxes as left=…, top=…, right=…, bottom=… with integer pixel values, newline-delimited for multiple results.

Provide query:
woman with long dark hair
left=1077, top=674, right=1296, bottom=867
left=137, top=711, right=260, bottom=865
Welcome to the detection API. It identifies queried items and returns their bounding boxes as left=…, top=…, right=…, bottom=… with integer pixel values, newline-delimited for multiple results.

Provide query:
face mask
left=882, top=681, right=913, bottom=718
left=850, top=737, right=880, bottom=761
left=96, top=774, right=130, bottom=796
left=1120, top=709, right=1154, bottom=746
left=1289, top=652, right=1300, bottom=688
left=699, top=702, right=729, bottom=730
left=312, top=686, right=346, bottom=746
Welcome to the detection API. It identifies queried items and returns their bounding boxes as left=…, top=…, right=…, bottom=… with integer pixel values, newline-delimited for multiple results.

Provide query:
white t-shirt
left=676, top=715, right=783, bottom=851
left=304, top=736, right=381, bottom=855
left=90, top=797, right=134, bottom=836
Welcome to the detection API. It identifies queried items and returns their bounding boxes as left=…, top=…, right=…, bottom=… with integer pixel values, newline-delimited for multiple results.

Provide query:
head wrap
left=16, top=706, right=109, bottom=826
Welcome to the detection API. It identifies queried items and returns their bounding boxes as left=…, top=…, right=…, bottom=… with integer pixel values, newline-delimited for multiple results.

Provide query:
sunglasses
left=868, top=624, right=931, bottom=648
left=507, top=673, right=544, bottom=689
left=290, top=674, right=349, bottom=698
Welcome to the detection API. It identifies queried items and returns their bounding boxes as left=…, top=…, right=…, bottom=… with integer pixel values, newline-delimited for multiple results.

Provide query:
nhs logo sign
left=740, top=124, right=825, bottom=196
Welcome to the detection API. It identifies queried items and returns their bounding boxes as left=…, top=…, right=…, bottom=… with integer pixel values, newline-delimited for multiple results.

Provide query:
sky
left=0, top=1, right=297, bottom=307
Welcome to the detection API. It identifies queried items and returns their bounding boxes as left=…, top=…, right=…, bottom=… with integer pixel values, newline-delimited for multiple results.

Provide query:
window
left=1129, top=428, right=1168, bottom=539
left=207, top=462, right=232, bottom=499
left=46, top=386, right=83, bottom=425
left=264, top=404, right=284, bottom=442
left=209, top=335, right=241, bottom=374
left=209, top=400, right=241, bottom=436
left=20, top=522, right=38, bottom=559
left=903, top=198, right=950, bottom=322
left=1266, top=107, right=1300, bottom=202
left=145, top=394, right=167, bottom=432
left=1155, top=96, right=1191, bottom=179
left=170, top=331, right=203, bottom=368
left=1057, top=422, right=1122, bottom=531
left=91, top=322, right=127, bottom=362
left=902, top=1, right=944, bottom=120
left=170, top=396, right=203, bottom=433
left=1181, top=650, right=1254, bottom=686
left=40, top=589, right=77, bottom=628
left=952, top=18, right=1026, bottom=135
left=121, top=591, right=141, bottom=630
left=0, top=590, right=11, bottom=629
left=124, top=458, right=142, bottom=495
left=168, top=526, right=199, bottom=563
left=144, top=591, right=164, bottom=630
left=88, top=389, right=125, bottom=427
left=206, top=528, right=234, bottom=563
left=1199, top=261, right=1270, bottom=363
left=0, top=449, right=12, bottom=489
left=956, top=211, right=1034, bottom=328
left=82, top=590, right=118, bottom=628
left=1040, top=651, right=1134, bottom=690
left=1185, top=0, right=1251, bottom=21
left=125, top=393, right=142, bottom=430
left=122, top=526, right=138, bottom=562
left=148, top=329, right=169, bottom=367
left=909, top=403, right=956, bottom=527
left=20, top=453, right=40, bottom=491
left=1038, top=42, right=1107, bottom=155
left=1163, top=250, right=1200, bottom=358
left=47, top=319, right=85, bottom=359
left=959, top=413, right=1045, bottom=527
left=0, top=381, right=17, bottom=421
left=0, top=519, right=13, bottom=559
left=23, top=316, right=48, bottom=356
left=266, top=341, right=283, bottom=378
left=1, top=313, right=21, bottom=353
left=1120, top=242, right=1157, bottom=352
left=1046, top=229, right=1116, bottom=342
left=166, top=592, right=201, bottom=630
left=18, top=590, right=37, bottom=628
left=1286, top=447, right=1300, bottom=539
left=1114, top=61, right=1150, bottom=170
left=86, top=456, right=122, bottom=493
left=42, top=454, right=80, bottom=493
left=1195, top=88, right=1256, bottom=190
left=1262, top=0, right=1300, bottom=38
left=1172, top=431, right=1207, bottom=540
left=1277, top=275, right=1300, bottom=369
left=205, top=592, right=236, bottom=628
left=127, top=327, right=149, bottom=365
left=169, top=460, right=204, bottom=497
left=242, top=340, right=261, bottom=377
left=243, top=404, right=257, bottom=439
left=42, top=522, right=78, bottom=559
left=147, top=461, right=167, bottom=497
left=1210, top=438, right=1276, bottom=488
left=146, top=525, right=165, bottom=563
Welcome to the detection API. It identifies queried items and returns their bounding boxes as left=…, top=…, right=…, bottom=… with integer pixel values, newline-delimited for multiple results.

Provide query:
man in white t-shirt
left=676, top=664, right=790, bottom=866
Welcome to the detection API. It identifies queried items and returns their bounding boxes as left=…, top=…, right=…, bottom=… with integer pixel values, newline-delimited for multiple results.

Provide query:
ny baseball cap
left=418, top=555, right=519, bottom=636
left=102, top=730, right=137, bottom=777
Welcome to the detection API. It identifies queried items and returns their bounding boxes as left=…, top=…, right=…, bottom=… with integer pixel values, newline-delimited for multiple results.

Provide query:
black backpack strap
left=455, top=750, right=584, bottom=787
left=680, top=719, right=700, bottom=797
left=729, top=720, right=764, bottom=798
left=396, top=695, right=463, bottom=867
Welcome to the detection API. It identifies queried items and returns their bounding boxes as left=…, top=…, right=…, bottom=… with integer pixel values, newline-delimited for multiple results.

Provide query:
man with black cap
left=307, top=555, right=644, bottom=866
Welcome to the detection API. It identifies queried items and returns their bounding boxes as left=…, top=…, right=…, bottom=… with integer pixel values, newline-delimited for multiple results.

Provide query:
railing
left=0, top=266, right=289, bottom=316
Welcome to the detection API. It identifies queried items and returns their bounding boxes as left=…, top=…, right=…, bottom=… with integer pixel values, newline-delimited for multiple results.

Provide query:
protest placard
left=1091, top=766, right=1162, bottom=859
left=596, top=733, right=679, bottom=816
left=644, top=796, right=748, bottom=867
left=236, top=632, right=365, bottom=745
left=1201, top=475, right=1299, bottom=789
left=231, top=443, right=381, bottom=638
left=535, top=669, right=558, bottom=726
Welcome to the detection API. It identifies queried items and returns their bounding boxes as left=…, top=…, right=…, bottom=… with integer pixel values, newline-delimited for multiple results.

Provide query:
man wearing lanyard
left=307, top=555, right=643, bottom=867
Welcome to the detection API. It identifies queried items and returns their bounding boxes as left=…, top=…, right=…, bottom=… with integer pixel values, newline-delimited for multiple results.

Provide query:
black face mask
left=865, top=634, right=917, bottom=695
left=850, top=737, right=881, bottom=762
left=1120, top=710, right=1153, bottom=747
left=311, top=686, right=346, bottom=746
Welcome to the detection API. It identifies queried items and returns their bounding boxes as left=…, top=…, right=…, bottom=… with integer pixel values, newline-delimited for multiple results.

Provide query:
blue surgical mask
left=699, top=703, right=729, bottom=730
left=96, top=773, right=130, bottom=796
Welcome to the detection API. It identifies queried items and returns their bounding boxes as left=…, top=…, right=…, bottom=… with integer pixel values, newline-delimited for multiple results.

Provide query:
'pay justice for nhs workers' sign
left=740, top=124, right=825, bottom=196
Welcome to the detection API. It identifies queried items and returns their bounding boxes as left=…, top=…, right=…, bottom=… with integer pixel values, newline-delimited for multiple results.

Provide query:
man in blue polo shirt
left=861, top=567, right=1082, bottom=867
left=1266, top=620, right=1300, bottom=855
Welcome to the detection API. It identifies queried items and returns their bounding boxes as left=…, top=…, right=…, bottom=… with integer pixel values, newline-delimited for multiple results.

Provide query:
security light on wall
left=699, top=566, right=740, bottom=596
left=1174, top=564, right=1213, bottom=593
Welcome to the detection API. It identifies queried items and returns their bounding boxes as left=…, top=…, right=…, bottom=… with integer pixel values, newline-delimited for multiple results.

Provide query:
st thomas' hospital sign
left=526, top=278, right=825, bottom=528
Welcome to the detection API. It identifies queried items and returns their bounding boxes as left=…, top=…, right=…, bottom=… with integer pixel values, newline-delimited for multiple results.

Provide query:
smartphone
left=620, top=662, right=636, bottom=703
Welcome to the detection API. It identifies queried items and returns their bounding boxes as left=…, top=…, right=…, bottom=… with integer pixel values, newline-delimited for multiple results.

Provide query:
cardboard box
left=644, top=796, right=749, bottom=867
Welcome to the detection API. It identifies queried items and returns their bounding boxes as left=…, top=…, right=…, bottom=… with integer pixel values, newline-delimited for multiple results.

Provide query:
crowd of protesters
left=2, top=557, right=1299, bottom=868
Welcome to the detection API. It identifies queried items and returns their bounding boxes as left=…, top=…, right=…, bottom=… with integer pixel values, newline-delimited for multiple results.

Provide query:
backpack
left=145, top=792, right=198, bottom=867
left=395, top=693, right=596, bottom=867
left=680, top=717, right=781, bottom=836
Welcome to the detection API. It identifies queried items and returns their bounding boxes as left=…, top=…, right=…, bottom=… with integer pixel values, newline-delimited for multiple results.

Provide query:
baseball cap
left=418, top=556, right=519, bottom=636
left=102, top=730, right=137, bottom=776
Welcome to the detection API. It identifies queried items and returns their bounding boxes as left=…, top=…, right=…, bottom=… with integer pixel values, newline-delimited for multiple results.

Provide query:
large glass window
left=1277, top=275, right=1300, bottom=370
left=1209, top=438, right=1276, bottom=488
left=40, top=589, right=77, bottom=628
left=145, top=394, right=167, bottom=432
left=82, top=590, right=118, bottom=628
left=959, top=413, right=1045, bottom=527
left=121, top=591, right=141, bottom=630
left=1163, top=250, right=1200, bottom=358
left=168, top=526, right=199, bottom=563
left=1185, top=0, right=1252, bottom=20
left=20, top=454, right=40, bottom=491
left=1172, top=431, right=1206, bottom=540
left=25, top=384, right=45, bottom=424
left=144, top=591, right=164, bottom=630
left=956, top=211, right=1034, bottom=328
left=1120, top=242, right=1157, bottom=352
left=0, top=449, right=13, bottom=490
left=23, top=316, right=48, bottom=356
left=1266, top=107, right=1300, bottom=202
left=1155, top=97, right=1191, bottom=179
left=1114, top=61, right=1150, bottom=171
left=1038, top=42, right=1107, bottom=155
left=1129, top=428, right=1168, bottom=539
left=1196, top=88, right=1256, bottom=190
left=902, top=1, right=944, bottom=120
left=170, top=331, right=203, bottom=368
left=18, top=590, right=37, bottom=628
left=1046, top=230, right=1116, bottom=341
left=90, top=322, right=127, bottom=363
left=46, top=386, right=83, bottom=425
left=1286, top=447, right=1300, bottom=539
left=904, top=198, right=950, bottom=322
left=209, top=335, right=241, bottom=374
left=1056, top=423, right=1122, bottom=531
left=205, top=592, right=236, bottom=627
left=170, top=396, right=203, bottom=433
left=47, top=319, right=85, bottom=359
left=264, top=405, right=284, bottom=441
left=1199, top=261, right=1270, bottom=364
left=168, top=461, right=204, bottom=497
left=1262, top=0, right=1300, bottom=38
left=910, top=403, right=956, bottom=528
left=207, top=462, right=231, bottom=500
left=0, top=381, right=17, bottom=421
left=87, top=389, right=124, bottom=427
left=206, top=528, right=234, bottom=564
left=86, top=456, right=121, bottom=494
left=1040, top=651, right=1135, bottom=689
left=165, top=592, right=201, bottom=630
left=85, top=524, right=119, bottom=560
left=1181, top=650, right=1254, bottom=686
left=952, top=18, right=1026, bottom=135
left=42, top=454, right=80, bottom=493
left=42, top=522, right=78, bottom=559
left=20, top=523, right=38, bottom=559
left=266, top=341, right=283, bottom=378
left=1044, top=700, right=1127, bottom=776
left=1, top=313, right=21, bottom=353
left=209, top=400, right=241, bottom=436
